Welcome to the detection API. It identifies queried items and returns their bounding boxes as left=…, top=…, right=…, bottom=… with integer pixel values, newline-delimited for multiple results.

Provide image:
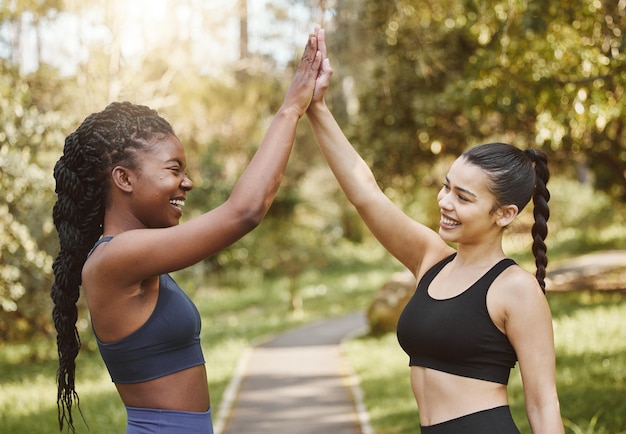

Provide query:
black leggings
left=420, top=406, right=520, bottom=434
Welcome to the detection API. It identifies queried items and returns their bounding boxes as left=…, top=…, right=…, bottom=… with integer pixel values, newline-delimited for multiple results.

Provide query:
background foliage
left=1, top=0, right=625, bottom=339
left=329, top=0, right=626, bottom=198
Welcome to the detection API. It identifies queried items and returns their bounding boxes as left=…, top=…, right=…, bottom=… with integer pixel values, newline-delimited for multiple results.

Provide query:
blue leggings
left=420, top=406, right=520, bottom=434
left=125, top=406, right=213, bottom=434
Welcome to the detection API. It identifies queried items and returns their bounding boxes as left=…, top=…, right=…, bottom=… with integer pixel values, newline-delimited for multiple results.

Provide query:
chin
left=438, top=228, right=458, bottom=243
left=153, top=221, right=178, bottom=229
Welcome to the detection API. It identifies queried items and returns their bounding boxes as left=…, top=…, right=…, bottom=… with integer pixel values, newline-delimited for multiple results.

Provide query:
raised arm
left=225, top=35, right=323, bottom=227
left=306, top=30, right=451, bottom=276
left=95, top=31, right=323, bottom=282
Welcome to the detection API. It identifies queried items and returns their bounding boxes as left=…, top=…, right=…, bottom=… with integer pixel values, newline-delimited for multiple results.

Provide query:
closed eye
left=442, top=181, right=471, bottom=202
left=170, top=167, right=191, bottom=182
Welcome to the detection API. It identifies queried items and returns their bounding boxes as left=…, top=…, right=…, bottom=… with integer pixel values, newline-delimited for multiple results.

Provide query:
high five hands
left=283, top=25, right=333, bottom=118
left=310, top=26, right=333, bottom=107
left=283, top=27, right=325, bottom=117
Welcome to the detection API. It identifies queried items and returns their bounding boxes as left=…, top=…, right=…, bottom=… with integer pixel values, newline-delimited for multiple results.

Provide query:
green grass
left=1, top=242, right=625, bottom=433
left=343, top=290, right=626, bottom=434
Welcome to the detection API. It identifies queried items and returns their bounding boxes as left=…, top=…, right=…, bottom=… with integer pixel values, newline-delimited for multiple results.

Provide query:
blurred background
left=1, top=1, right=625, bottom=433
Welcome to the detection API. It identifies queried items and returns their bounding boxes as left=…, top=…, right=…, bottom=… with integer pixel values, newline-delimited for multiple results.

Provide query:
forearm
left=227, top=106, right=301, bottom=224
left=527, top=396, right=564, bottom=433
left=306, top=103, right=380, bottom=207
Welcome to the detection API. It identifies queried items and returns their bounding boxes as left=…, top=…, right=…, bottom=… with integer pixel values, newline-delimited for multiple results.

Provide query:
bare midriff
left=115, top=364, right=210, bottom=412
left=411, top=366, right=509, bottom=426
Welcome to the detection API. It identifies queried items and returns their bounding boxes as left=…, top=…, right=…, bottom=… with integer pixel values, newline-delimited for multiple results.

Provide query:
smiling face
left=126, top=134, right=193, bottom=229
left=436, top=157, right=507, bottom=245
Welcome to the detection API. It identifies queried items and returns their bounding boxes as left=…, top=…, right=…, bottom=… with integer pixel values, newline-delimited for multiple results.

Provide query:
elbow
left=350, top=194, right=371, bottom=211
left=227, top=198, right=268, bottom=233
left=241, top=209, right=265, bottom=231
left=349, top=178, right=382, bottom=211
left=226, top=180, right=280, bottom=233
left=527, top=395, right=563, bottom=433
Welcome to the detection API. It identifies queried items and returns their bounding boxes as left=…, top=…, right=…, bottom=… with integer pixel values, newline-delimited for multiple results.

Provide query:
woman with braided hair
left=306, top=31, right=563, bottom=433
left=50, top=30, right=323, bottom=433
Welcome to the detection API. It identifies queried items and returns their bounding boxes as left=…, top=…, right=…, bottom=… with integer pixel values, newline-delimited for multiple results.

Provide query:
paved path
left=216, top=312, right=371, bottom=434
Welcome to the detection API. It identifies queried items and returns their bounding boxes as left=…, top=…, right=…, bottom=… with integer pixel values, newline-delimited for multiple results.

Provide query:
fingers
left=300, top=32, right=318, bottom=66
left=317, top=28, right=326, bottom=64
left=311, top=48, right=322, bottom=72
left=321, top=57, right=332, bottom=77
left=285, top=26, right=326, bottom=113
left=297, top=28, right=325, bottom=79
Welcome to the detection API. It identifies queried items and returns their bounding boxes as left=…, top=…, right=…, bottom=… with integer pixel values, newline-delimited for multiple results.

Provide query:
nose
left=182, top=175, right=193, bottom=191
left=437, top=188, right=452, bottom=210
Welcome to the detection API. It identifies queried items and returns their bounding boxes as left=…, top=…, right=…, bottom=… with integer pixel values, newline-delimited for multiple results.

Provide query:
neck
left=453, top=239, right=506, bottom=268
left=102, top=207, right=145, bottom=236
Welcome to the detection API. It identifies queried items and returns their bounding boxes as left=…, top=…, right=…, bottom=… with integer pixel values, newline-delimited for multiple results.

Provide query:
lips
left=169, top=199, right=185, bottom=212
left=440, top=215, right=460, bottom=227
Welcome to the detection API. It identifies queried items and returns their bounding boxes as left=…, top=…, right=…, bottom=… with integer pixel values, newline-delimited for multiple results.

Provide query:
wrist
left=306, top=100, right=328, bottom=117
left=277, top=104, right=304, bottom=120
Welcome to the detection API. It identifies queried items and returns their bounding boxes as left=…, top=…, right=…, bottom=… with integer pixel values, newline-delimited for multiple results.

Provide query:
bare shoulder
left=495, top=264, right=545, bottom=301
left=81, top=236, right=131, bottom=297
left=81, top=238, right=111, bottom=281
left=81, top=231, right=157, bottom=290
left=489, top=264, right=551, bottom=330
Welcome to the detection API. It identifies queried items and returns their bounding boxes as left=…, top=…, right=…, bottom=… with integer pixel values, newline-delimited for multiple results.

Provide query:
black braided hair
left=51, top=102, right=174, bottom=432
left=525, top=149, right=551, bottom=292
left=462, top=143, right=550, bottom=292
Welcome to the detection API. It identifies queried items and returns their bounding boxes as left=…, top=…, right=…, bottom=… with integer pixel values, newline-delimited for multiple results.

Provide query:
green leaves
left=333, top=0, right=626, bottom=200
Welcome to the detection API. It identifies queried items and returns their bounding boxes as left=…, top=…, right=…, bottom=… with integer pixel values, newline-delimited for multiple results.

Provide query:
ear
left=111, top=166, right=134, bottom=193
left=495, top=204, right=518, bottom=227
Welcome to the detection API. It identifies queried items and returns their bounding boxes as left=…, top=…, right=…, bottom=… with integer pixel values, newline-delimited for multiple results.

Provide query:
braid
left=50, top=102, right=174, bottom=432
left=526, top=149, right=551, bottom=292
left=463, top=143, right=551, bottom=294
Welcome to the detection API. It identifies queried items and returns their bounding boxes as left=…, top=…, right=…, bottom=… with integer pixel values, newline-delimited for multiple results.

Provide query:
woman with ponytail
left=306, top=30, right=563, bottom=433
left=50, top=29, right=323, bottom=433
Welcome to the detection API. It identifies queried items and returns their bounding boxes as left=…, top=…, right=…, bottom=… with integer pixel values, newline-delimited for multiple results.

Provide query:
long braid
left=525, top=149, right=551, bottom=292
left=463, top=143, right=551, bottom=294
left=51, top=102, right=174, bottom=432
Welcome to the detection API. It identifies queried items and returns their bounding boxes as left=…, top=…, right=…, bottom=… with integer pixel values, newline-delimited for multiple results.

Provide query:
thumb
left=323, top=58, right=332, bottom=72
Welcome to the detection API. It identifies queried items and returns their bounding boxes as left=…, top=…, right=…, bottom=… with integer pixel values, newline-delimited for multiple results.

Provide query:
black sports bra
left=396, top=254, right=518, bottom=384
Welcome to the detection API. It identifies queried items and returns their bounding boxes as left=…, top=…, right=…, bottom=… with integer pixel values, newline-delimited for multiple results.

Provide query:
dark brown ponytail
left=463, top=143, right=551, bottom=293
